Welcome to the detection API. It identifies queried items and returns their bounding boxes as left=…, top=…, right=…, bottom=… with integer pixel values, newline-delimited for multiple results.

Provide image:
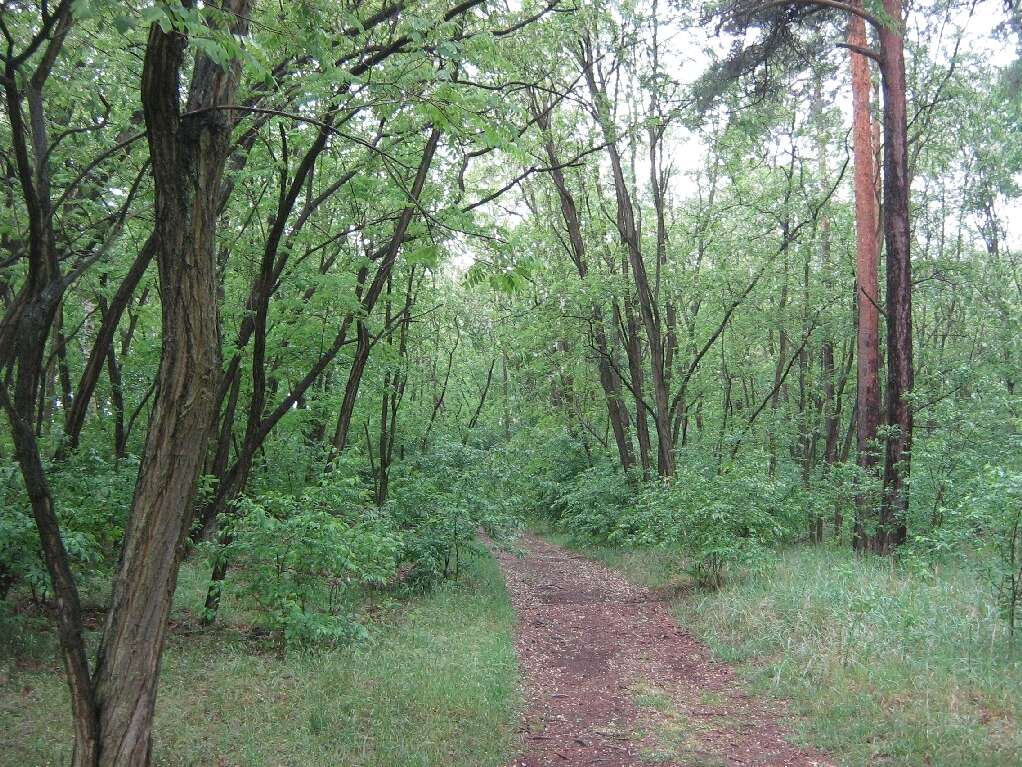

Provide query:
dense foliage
left=0, top=0, right=1020, bottom=763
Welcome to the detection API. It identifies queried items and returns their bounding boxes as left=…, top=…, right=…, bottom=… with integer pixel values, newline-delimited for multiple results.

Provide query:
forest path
left=493, top=533, right=833, bottom=767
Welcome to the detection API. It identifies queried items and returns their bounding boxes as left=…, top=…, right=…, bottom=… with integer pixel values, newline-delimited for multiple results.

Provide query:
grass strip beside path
left=540, top=530, right=1022, bottom=767
left=0, top=548, right=519, bottom=767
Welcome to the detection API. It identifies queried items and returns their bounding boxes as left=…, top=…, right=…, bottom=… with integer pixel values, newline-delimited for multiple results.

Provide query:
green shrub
left=551, top=463, right=636, bottom=539
left=215, top=482, right=401, bottom=652
left=387, top=439, right=518, bottom=585
left=1, top=451, right=137, bottom=601
left=928, top=459, right=1022, bottom=640
left=549, top=458, right=791, bottom=587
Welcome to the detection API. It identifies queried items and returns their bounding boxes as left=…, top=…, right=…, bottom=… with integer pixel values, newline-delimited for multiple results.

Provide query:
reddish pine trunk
left=848, top=11, right=883, bottom=552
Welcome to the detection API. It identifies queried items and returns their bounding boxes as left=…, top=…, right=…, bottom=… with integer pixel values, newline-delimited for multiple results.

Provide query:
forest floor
left=0, top=553, right=519, bottom=766
left=494, top=533, right=832, bottom=767
left=539, top=534, right=1022, bottom=767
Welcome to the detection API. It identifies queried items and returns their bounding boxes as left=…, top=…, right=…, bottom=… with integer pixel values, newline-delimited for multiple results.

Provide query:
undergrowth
left=0, top=549, right=519, bottom=767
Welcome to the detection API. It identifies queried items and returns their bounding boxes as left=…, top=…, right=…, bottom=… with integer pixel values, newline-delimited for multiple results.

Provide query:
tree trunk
left=767, top=262, right=789, bottom=479
left=848, top=10, right=884, bottom=552
left=877, top=0, right=914, bottom=552
left=0, top=9, right=99, bottom=764
left=90, top=6, right=251, bottom=764
left=332, top=320, right=372, bottom=452
left=617, top=290, right=653, bottom=479
left=531, top=104, right=634, bottom=473
left=332, top=127, right=441, bottom=454
left=59, top=239, right=155, bottom=457
left=579, top=37, right=674, bottom=477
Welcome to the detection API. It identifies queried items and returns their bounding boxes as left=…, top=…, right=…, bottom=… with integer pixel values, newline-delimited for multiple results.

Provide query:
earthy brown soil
left=493, top=534, right=833, bottom=767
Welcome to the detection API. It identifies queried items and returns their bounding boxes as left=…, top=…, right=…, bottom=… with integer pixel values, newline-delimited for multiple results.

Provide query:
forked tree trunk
left=0, top=9, right=99, bottom=765
left=88, top=5, right=252, bottom=764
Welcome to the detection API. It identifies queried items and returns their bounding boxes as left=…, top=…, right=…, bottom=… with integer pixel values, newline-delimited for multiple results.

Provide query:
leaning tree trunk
left=331, top=126, right=441, bottom=454
left=89, top=5, right=251, bottom=764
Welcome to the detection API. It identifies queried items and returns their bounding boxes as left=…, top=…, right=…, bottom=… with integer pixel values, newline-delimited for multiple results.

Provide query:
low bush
left=550, top=457, right=793, bottom=587
left=387, top=439, right=518, bottom=585
left=209, top=466, right=401, bottom=652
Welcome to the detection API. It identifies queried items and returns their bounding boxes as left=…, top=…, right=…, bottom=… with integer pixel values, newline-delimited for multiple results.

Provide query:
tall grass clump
left=677, top=546, right=1022, bottom=767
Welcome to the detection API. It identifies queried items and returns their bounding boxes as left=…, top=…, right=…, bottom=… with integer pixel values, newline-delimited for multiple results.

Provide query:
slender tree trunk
left=331, top=127, right=441, bottom=454
left=877, top=0, right=914, bottom=552
left=0, top=9, right=99, bottom=763
left=593, top=310, right=635, bottom=472
left=332, top=321, right=372, bottom=453
left=59, top=240, right=155, bottom=457
left=105, top=344, right=126, bottom=459
left=467, top=358, right=497, bottom=430
left=531, top=102, right=634, bottom=472
left=615, top=294, right=652, bottom=478
left=579, top=37, right=674, bottom=477
left=848, top=11, right=884, bottom=552
left=813, top=81, right=836, bottom=543
left=376, top=271, right=414, bottom=504
left=767, top=262, right=789, bottom=478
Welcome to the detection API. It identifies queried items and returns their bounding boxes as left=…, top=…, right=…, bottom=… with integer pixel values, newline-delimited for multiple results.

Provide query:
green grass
left=0, top=549, right=519, bottom=767
left=542, top=530, right=1022, bottom=767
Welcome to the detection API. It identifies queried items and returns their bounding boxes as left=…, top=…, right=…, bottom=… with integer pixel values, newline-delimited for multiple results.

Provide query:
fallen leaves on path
left=493, top=534, right=833, bottom=767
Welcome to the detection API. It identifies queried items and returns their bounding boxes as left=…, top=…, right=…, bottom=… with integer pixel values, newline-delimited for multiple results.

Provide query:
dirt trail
left=493, top=533, right=832, bottom=767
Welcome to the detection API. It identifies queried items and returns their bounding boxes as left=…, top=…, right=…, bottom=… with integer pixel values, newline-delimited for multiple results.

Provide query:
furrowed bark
left=877, top=0, right=914, bottom=552
left=90, top=4, right=252, bottom=764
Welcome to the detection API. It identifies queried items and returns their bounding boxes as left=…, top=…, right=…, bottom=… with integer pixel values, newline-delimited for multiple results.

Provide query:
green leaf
left=405, top=244, right=440, bottom=267
left=71, top=0, right=97, bottom=20
left=437, top=40, right=459, bottom=59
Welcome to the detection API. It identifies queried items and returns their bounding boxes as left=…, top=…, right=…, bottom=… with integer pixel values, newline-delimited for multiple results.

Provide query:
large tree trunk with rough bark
left=88, top=4, right=251, bottom=764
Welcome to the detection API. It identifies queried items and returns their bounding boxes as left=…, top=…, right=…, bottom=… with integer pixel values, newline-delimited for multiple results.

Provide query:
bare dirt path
left=493, top=533, right=833, bottom=767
